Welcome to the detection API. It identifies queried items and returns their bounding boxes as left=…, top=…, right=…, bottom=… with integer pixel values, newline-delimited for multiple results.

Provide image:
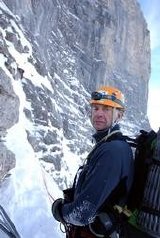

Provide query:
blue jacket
left=62, top=125, right=134, bottom=226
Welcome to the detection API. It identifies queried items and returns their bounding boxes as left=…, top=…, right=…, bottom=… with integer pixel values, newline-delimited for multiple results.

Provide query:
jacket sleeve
left=61, top=141, right=132, bottom=226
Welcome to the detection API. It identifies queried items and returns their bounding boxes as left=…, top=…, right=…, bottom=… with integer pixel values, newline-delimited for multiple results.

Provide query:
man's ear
left=118, top=110, right=124, bottom=119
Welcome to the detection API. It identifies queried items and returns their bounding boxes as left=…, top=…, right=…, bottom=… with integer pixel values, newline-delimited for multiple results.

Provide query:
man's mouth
left=94, top=121, right=105, bottom=124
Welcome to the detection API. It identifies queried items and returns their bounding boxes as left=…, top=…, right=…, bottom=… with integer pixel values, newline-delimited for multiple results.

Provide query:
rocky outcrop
left=0, top=69, right=19, bottom=180
left=0, top=10, right=19, bottom=181
left=0, top=143, right=16, bottom=181
left=0, top=0, right=150, bottom=187
left=0, top=69, right=19, bottom=130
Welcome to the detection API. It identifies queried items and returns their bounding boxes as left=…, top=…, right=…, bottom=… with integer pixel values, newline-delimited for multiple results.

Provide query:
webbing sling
left=0, top=205, right=20, bottom=238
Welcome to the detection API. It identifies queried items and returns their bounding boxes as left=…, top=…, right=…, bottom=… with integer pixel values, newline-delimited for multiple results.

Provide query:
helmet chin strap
left=108, top=108, right=120, bottom=135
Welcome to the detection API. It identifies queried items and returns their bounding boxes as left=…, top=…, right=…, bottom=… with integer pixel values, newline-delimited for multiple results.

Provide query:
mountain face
left=0, top=0, right=150, bottom=188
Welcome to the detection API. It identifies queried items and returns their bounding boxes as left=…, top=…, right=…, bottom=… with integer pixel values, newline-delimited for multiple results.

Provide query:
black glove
left=52, top=198, right=65, bottom=223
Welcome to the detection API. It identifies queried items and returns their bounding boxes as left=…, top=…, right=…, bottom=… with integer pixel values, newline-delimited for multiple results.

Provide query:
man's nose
left=96, top=109, right=104, bottom=116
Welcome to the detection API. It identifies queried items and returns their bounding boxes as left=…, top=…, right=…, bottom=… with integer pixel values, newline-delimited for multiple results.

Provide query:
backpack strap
left=101, top=129, right=122, bottom=142
left=123, top=136, right=137, bottom=147
left=152, top=158, right=160, bottom=166
left=141, top=206, right=160, bottom=217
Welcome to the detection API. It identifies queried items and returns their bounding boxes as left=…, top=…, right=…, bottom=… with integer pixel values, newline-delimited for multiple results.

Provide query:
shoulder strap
left=102, top=130, right=122, bottom=142
left=122, top=135, right=137, bottom=147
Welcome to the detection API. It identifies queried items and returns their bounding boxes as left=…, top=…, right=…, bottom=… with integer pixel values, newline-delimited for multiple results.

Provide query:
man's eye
left=104, top=107, right=112, bottom=112
left=92, top=106, right=98, bottom=111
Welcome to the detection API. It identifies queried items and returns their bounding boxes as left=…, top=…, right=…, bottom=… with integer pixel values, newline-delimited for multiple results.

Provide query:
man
left=52, top=86, right=134, bottom=238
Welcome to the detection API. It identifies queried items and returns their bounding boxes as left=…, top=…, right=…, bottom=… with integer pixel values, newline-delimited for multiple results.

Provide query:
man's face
left=91, top=104, right=114, bottom=131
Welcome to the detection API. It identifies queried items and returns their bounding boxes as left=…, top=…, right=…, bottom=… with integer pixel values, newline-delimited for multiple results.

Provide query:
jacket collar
left=93, top=124, right=120, bottom=143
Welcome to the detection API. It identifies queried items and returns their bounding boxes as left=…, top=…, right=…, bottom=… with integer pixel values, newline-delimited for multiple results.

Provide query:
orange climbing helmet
left=90, top=86, right=125, bottom=110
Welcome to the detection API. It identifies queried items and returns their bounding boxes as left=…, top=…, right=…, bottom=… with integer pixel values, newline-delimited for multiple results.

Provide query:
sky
left=138, top=0, right=160, bottom=132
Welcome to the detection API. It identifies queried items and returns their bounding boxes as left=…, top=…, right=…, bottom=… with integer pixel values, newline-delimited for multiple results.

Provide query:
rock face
left=3, top=0, right=150, bottom=126
left=0, top=0, right=150, bottom=187
left=0, top=69, right=19, bottom=130
left=0, top=61, right=19, bottom=180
